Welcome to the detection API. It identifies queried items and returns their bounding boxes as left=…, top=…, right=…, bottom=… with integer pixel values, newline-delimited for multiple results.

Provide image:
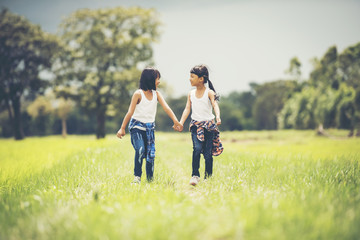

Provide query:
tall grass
left=0, top=131, right=359, bottom=239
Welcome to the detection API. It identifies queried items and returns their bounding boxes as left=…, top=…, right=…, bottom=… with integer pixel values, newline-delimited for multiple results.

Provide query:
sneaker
left=131, top=176, right=141, bottom=184
left=189, top=176, right=200, bottom=186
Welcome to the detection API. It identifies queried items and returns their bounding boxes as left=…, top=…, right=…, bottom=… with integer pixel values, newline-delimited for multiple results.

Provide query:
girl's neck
left=196, top=84, right=206, bottom=91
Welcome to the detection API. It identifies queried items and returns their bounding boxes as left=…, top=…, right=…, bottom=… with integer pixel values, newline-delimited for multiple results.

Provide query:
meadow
left=0, top=130, right=359, bottom=240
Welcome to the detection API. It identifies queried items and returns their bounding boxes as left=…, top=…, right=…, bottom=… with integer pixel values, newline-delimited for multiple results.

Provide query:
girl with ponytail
left=178, top=64, right=224, bottom=186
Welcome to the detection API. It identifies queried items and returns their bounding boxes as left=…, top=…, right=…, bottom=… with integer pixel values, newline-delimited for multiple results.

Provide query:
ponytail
left=207, top=79, right=215, bottom=92
left=207, top=79, right=220, bottom=101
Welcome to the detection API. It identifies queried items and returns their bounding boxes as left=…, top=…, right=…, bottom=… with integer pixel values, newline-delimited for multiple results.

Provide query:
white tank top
left=132, top=90, right=157, bottom=123
left=190, top=88, right=214, bottom=121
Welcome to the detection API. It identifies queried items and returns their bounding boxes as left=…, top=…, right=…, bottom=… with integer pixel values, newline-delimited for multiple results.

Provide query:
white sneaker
left=132, top=176, right=141, bottom=184
left=189, top=176, right=200, bottom=186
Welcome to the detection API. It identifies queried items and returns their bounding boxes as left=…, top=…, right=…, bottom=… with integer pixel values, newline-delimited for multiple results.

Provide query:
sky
left=1, top=0, right=360, bottom=97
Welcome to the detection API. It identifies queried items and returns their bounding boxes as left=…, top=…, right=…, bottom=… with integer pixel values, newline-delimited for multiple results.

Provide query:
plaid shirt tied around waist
left=189, top=119, right=224, bottom=156
left=129, top=118, right=155, bottom=163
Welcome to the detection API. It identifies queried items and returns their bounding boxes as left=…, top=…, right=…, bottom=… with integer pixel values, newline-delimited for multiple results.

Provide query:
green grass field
left=0, top=130, right=359, bottom=240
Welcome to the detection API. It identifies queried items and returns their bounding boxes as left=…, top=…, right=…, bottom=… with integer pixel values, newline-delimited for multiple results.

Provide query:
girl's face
left=155, top=77, right=160, bottom=88
left=190, top=73, right=203, bottom=86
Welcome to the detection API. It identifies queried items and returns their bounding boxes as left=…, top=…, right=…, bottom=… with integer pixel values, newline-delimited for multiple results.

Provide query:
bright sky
left=2, top=0, right=360, bottom=97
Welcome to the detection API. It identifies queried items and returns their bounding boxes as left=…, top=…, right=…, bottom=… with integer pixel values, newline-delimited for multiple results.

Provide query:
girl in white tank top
left=132, top=89, right=157, bottom=125
left=190, top=88, right=214, bottom=121
left=179, top=64, right=223, bottom=186
left=116, top=67, right=182, bottom=183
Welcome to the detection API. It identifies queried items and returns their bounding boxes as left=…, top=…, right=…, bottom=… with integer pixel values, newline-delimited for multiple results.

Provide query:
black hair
left=190, top=64, right=219, bottom=101
left=139, top=67, right=160, bottom=91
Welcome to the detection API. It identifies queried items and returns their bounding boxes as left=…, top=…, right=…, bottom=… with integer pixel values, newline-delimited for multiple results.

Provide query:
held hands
left=116, top=128, right=126, bottom=139
left=117, top=121, right=183, bottom=138
left=173, top=121, right=183, bottom=132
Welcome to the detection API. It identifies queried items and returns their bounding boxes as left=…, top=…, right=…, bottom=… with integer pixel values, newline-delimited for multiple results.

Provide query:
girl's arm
left=156, top=91, right=183, bottom=131
left=209, top=90, right=221, bottom=125
left=116, top=91, right=141, bottom=138
left=179, top=92, right=191, bottom=127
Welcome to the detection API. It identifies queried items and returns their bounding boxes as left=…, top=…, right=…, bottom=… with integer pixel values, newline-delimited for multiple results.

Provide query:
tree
left=279, top=85, right=340, bottom=133
left=0, top=9, right=61, bottom=139
left=306, top=46, right=340, bottom=134
left=252, top=80, right=298, bottom=130
left=310, top=46, right=340, bottom=89
left=312, top=87, right=337, bottom=135
left=285, top=56, right=302, bottom=81
left=50, top=94, right=75, bottom=138
left=26, top=96, right=53, bottom=136
left=338, top=42, right=360, bottom=136
left=220, top=91, right=256, bottom=130
left=279, top=42, right=360, bottom=136
left=57, top=7, right=161, bottom=138
left=56, top=98, right=74, bottom=138
left=354, top=89, right=360, bottom=136
left=309, top=43, right=360, bottom=135
left=278, top=88, right=316, bottom=130
left=338, top=42, right=360, bottom=89
left=218, top=102, right=243, bottom=131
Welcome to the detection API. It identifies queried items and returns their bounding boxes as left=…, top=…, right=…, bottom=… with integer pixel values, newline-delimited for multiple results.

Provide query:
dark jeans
left=130, top=128, right=154, bottom=181
left=191, top=126, right=214, bottom=179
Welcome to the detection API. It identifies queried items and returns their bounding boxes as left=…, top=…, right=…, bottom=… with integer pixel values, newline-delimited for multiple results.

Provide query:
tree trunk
left=96, top=110, right=106, bottom=139
left=348, top=129, right=354, bottom=137
left=316, top=123, right=324, bottom=135
left=5, top=97, right=14, bottom=122
left=316, top=123, right=328, bottom=136
left=61, top=118, right=67, bottom=138
left=12, top=96, right=25, bottom=140
left=352, top=115, right=360, bottom=137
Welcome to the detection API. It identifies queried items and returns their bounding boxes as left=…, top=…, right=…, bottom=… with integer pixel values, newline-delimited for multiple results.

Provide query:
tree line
left=1, top=8, right=359, bottom=140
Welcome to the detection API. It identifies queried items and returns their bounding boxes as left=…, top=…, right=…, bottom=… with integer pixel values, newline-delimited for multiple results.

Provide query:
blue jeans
left=130, top=128, right=154, bottom=181
left=191, top=126, right=214, bottom=178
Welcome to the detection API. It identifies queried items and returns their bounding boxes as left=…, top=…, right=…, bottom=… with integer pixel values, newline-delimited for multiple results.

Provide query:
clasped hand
left=173, top=121, right=183, bottom=132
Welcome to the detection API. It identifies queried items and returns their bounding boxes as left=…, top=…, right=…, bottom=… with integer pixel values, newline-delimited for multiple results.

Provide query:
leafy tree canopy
left=56, top=7, right=161, bottom=138
left=0, top=9, right=62, bottom=139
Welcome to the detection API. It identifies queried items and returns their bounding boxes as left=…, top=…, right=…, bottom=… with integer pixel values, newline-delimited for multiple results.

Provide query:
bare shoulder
left=156, top=90, right=163, bottom=99
left=132, top=89, right=142, bottom=103
left=208, top=89, right=216, bottom=98
left=134, top=89, right=141, bottom=96
left=133, top=90, right=142, bottom=98
left=187, top=91, right=192, bottom=99
left=185, top=91, right=191, bottom=105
